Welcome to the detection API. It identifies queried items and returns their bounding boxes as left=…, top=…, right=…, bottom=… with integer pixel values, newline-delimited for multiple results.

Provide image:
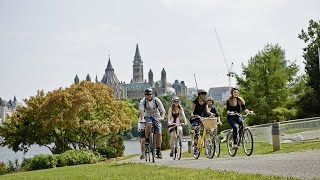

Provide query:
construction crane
left=214, top=29, right=235, bottom=92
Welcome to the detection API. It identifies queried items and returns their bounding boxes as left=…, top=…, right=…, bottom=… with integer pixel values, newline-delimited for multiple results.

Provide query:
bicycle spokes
left=242, top=129, right=254, bottom=156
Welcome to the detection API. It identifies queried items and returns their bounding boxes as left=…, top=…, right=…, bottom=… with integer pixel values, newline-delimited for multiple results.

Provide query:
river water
left=0, top=140, right=141, bottom=163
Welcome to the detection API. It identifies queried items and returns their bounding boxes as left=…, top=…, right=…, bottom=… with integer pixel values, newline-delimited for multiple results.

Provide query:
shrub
left=97, top=145, right=117, bottom=158
left=0, top=162, right=6, bottom=175
left=59, top=150, right=100, bottom=166
left=161, top=128, right=170, bottom=150
left=21, top=154, right=57, bottom=171
left=55, top=154, right=67, bottom=167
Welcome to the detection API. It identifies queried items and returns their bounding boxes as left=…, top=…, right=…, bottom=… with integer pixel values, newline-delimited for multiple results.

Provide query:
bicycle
left=191, top=116, right=217, bottom=159
left=226, top=111, right=254, bottom=157
left=144, top=117, right=163, bottom=163
left=144, top=122, right=156, bottom=163
left=170, top=123, right=184, bottom=160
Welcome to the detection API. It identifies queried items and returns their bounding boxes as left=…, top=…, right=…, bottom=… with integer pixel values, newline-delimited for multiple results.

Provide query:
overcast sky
left=0, top=0, right=319, bottom=102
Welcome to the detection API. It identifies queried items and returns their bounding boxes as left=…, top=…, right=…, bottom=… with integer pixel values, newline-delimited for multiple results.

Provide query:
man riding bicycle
left=139, top=88, right=165, bottom=159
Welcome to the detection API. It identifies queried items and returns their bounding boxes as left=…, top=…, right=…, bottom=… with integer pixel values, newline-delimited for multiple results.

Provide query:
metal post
left=272, top=122, right=280, bottom=151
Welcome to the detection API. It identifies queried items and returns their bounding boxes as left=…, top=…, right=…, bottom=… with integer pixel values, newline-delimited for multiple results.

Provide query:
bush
left=161, top=128, right=170, bottom=150
left=21, top=154, right=57, bottom=171
left=55, top=154, right=67, bottom=167
left=97, top=145, right=117, bottom=158
left=0, top=162, right=6, bottom=175
left=59, top=150, right=100, bottom=166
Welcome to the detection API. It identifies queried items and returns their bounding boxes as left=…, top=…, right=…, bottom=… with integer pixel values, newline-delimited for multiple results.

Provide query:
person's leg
left=144, top=117, right=152, bottom=144
left=227, top=116, right=238, bottom=144
left=139, top=130, right=145, bottom=160
left=169, top=129, right=175, bottom=157
left=152, top=118, right=162, bottom=158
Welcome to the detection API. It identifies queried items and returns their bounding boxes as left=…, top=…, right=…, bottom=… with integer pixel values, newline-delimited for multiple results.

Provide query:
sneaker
left=156, top=150, right=162, bottom=159
left=169, top=149, right=173, bottom=157
left=193, top=147, right=198, bottom=155
left=140, top=154, right=145, bottom=160
left=232, top=144, right=238, bottom=149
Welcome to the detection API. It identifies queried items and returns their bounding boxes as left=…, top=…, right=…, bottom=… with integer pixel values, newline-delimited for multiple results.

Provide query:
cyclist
left=206, top=97, right=222, bottom=135
left=190, top=89, right=214, bottom=153
left=168, top=96, right=187, bottom=157
left=226, top=87, right=252, bottom=149
left=137, top=120, right=146, bottom=160
left=139, top=88, right=165, bottom=159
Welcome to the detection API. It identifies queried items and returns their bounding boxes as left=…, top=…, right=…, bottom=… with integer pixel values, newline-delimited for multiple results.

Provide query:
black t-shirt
left=227, top=98, right=246, bottom=114
left=193, top=97, right=207, bottom=117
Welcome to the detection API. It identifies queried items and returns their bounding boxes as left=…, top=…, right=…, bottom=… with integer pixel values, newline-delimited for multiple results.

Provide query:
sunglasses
left=174, top=100, right=179, bottom=103
left=146, top=94, right=152, bottom=96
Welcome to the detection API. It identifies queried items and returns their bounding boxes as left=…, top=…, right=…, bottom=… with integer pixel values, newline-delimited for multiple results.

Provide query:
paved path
left=121, top=147, right=320, bottom=179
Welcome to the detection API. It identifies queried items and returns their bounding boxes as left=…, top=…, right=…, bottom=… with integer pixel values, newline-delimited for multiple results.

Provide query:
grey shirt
left=139, top=97, right=165, bottom=120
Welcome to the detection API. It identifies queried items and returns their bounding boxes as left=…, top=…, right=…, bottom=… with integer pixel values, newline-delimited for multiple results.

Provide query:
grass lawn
left=182, top=140, right=320, bottom=158
left=1, top=141, right=318, bottom=179
left=0, top=162, right=298, bottom=180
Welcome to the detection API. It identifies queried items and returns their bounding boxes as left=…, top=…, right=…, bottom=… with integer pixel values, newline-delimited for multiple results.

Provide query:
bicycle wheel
left=205, top=132, right=215, bottom=159
left=150, top=133, right=155, bottom=163
left=174, top=136, right=182, bottom=160
left=192, top=139, right=200, bottom=159
left=214, top=135, right=220, bottom=157
left=227, top=131, right=238, bottom=157
left=145, top=144, right=150, bottom=162
left=242, top=128, right=254, bottom=156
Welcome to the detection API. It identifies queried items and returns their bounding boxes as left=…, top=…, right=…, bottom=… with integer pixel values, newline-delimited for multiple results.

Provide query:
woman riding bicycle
left=206, top=97, right=222, bottom=135
left=190, top=89, right=214, bottom=151
left=168, top=96, right=187, bottom=157
left=227, top=87, right=252, bottom=149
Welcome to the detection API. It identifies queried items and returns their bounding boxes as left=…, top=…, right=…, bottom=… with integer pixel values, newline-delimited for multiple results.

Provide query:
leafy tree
left=0, top=81, right=138, bottom=154
left=298, top=19, right=320, bottom=117
left=236, top=44, right=300, bottom=124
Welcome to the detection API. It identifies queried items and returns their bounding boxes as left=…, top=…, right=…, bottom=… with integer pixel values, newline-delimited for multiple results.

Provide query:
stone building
left=0, top=96, right=20, bottom=125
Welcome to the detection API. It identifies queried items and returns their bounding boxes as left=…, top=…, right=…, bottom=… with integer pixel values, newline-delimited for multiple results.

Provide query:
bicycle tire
left=227, top=131, right=238, bottom=157
left=214, top=135, right=220, bottom=157
left=242, top=128, right=254, bottom=156
left=150, top=133, right=155, bottom=163
left=145, top=144, right=149, bottom=162
left=205, top=132, right=215, bottom=159
left=176, top=136, right=182, bottom=160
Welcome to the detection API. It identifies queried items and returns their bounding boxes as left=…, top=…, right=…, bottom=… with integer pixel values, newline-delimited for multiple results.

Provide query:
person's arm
left=156, top=98, right=166, bottom=119
left=212, top=107, right=219, bottom=117
left=138, top=99, right=145, bottom=122
left=167, top=107, right=173, bottom=125
left=226, top=100, right=233, bottom=115
left=191, top=103, right=195, bottom=116
left=180, top=107, right=187, bottom=125
left=205, top=104, right=214, bottom=117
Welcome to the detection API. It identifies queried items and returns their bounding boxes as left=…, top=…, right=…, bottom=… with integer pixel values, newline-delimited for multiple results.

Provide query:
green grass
left=0, top=162, right=298, bottom=180
left=182, top=140, right=320, bottom=158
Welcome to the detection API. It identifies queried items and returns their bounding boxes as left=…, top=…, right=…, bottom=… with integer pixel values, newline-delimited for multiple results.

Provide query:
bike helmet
left=197, top=89, right=207, bottom=95
left=172, top=96, right=179, bottom=102
left=144, top=88, right=153, bottom=95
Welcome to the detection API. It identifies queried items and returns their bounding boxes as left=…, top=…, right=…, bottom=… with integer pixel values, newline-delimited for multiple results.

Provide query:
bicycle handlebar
left=228, top=111, right=255, bottom=117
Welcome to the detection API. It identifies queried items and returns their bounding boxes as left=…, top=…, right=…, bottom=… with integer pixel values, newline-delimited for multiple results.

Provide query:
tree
left=236, top=44, right=300, bottom=124
left=298, top=19, right=320, bottom=117
left=0, top=81, right=138, bottom=154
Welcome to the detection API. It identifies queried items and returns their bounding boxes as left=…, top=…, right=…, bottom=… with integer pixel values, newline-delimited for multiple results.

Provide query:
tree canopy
left=236, top=44, right=301, bottom=124
left=0, top=81, right=138, bottom=154
left=298, top=19, right=320, bottom=117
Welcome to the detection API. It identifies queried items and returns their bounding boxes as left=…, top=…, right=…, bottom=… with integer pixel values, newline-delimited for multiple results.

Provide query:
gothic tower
left=161, top=68, right=167, bottom=94
left=148, top=69, right=154, bottom=87
left=132, top=44, right=144, bottom=83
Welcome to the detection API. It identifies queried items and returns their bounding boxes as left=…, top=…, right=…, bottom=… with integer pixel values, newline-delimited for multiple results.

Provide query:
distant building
left=0, top=96, right=21, bottom=125
left=208, top=86, right=230, bottom=102
left=187, top=87, right=198, bottom=98
left=75, top=44, right=188, bottom=99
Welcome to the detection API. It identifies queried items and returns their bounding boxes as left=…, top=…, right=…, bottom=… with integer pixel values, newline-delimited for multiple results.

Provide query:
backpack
left=144, top=98, right=159, bottom=110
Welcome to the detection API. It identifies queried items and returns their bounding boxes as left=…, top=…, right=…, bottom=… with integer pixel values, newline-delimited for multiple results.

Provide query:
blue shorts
left=139, top=129, right=145, bottom=138
left=144, top=116, right=162, bottom=133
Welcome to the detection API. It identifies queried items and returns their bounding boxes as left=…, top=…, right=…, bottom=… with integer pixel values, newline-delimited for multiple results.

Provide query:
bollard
left=188, top=141, right=192, bottom=153
left=272, top=122, right=280, bottom=151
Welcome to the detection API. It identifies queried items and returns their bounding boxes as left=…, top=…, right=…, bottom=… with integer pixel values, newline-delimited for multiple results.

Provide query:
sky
left=0, top=0, right=319, bottom=102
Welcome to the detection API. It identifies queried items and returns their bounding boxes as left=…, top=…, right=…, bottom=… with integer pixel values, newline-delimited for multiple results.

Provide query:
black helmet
left=197, top=89, right=207, bottom=95
left=144, top=88, right=153, bottom=95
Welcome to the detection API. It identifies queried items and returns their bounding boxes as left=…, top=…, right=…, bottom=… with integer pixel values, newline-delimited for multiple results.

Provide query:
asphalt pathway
left=121, top=147, right=320, bottom=179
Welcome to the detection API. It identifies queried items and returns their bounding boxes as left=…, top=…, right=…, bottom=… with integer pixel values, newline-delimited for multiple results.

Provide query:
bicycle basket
left=202, top=117, right=217, bottom=130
